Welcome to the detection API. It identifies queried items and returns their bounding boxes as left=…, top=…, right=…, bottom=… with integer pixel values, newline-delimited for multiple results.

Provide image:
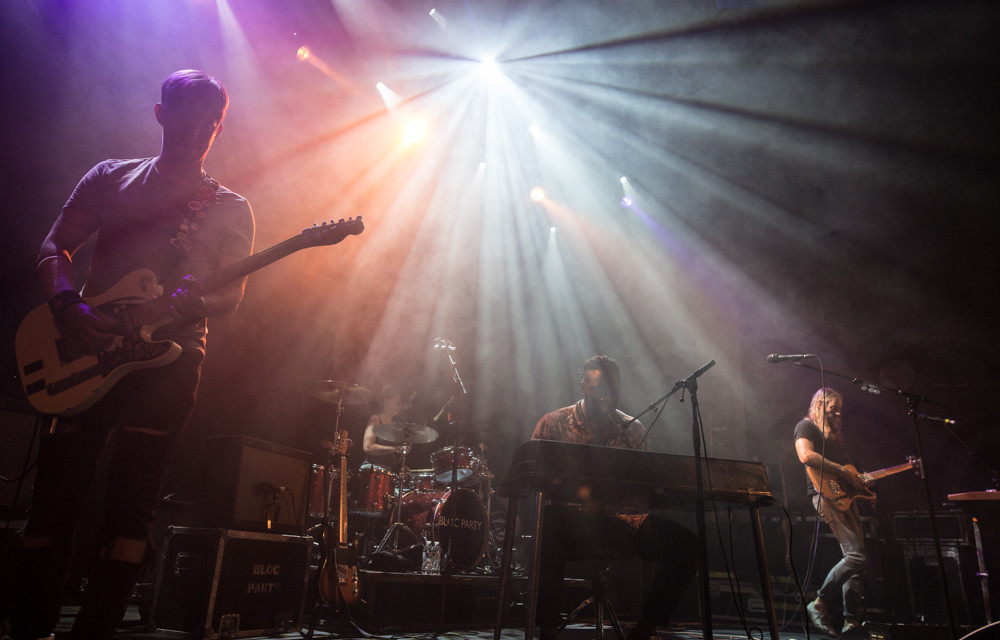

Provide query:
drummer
left=363, top=385, right=408, bottom=461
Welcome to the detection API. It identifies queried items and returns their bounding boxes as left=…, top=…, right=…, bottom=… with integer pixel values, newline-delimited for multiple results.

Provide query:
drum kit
left=308, top=380, right=497, bottom=574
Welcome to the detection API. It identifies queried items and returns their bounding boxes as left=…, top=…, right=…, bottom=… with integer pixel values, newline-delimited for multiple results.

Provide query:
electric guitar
left=808, top=456, right=921, bottom=511
left=318, top=430, right=360, bottom=609
left=15, top=217, right=364, bottom=416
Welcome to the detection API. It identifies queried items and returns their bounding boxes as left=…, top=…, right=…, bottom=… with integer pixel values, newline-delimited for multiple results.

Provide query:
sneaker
left=806, top=597, right=838, bottom=637
left=841, top=618, right=861, bottom=635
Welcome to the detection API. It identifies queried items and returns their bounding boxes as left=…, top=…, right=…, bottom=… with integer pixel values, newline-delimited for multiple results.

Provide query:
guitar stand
left=305, top=400, right=367, bottom=639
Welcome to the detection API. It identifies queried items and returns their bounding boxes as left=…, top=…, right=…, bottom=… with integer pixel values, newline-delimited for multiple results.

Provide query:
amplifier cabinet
left=196, top=436, right=312, bottom=535
left=151, top=526, right=312, bottom=639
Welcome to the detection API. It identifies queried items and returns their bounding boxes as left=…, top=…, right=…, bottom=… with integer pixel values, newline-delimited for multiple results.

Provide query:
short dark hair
left=160, top=69, right=228, bottom=115
left=582, top=355, right=620, bottom=399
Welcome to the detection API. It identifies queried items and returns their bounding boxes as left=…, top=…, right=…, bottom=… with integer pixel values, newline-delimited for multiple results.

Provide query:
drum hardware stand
left=372, top=442, right=423, bottom=566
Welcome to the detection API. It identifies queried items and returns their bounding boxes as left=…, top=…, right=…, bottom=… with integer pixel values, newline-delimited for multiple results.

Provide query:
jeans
left=812, top=494, right=867, bottom=619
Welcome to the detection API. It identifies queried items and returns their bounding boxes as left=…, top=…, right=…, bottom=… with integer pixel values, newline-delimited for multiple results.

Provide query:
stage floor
left=47, top=605, right=954, bottom=640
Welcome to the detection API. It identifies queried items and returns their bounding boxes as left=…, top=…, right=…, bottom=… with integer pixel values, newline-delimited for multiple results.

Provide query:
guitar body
left=807, top=457, right=919, bottom=512
left=15, top=269, right=181, bottom=416
left=808, top=464, right=875, bottom=511
left=15, top=217, right=364, bottom=416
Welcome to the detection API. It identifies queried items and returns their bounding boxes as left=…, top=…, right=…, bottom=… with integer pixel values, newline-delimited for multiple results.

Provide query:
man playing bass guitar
left=794, top=388, right=867, bottom=637
left=9, top=70, right=254, bottom=640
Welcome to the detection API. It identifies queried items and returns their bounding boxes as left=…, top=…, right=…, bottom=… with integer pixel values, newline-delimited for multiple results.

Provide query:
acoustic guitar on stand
left=15, top=217, right=364, bottom=416
left=808, top=456, right=921, bottom=511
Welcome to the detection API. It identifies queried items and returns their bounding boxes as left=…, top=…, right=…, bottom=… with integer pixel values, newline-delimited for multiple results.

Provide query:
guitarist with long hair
left=794, top=387, right=868, bottom=637
left=9, top=70, right=254, bottom=640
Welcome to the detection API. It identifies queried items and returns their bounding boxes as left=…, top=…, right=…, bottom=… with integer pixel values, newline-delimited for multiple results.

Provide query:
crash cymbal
left=312, top=380, right=373, bottom=406
left=372, top=422, right=439, bottom=445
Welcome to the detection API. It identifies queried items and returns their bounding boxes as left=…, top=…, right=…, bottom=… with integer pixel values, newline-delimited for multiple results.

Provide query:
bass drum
left=432, top=489, right=489, bottom=571
left=398, top=488, right=489, bottom=571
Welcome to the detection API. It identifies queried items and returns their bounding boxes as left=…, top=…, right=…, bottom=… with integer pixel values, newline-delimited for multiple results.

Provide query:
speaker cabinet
left=195, top=436, right=311, bottom=535
left=0, top=399, right=45, bottom=519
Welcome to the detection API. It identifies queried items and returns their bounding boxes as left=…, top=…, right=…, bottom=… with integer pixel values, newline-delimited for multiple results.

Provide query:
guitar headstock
left=300, top=216, right=365, bottom=248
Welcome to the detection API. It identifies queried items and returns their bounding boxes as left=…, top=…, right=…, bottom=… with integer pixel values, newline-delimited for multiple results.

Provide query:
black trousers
left=536, top=503, right=699, bottom=629
left=11, top=350, right=203, bottom=640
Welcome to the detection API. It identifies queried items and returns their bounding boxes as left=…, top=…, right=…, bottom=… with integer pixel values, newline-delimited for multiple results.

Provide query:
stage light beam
left=429, top=8, right=447, bottom=29
left=376, top=82, right=402, bottom=110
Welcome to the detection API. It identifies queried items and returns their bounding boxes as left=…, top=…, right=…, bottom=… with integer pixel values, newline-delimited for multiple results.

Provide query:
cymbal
left=312, top=380, right=373, bottom=406
left=372, top=422, right=439, bottom=445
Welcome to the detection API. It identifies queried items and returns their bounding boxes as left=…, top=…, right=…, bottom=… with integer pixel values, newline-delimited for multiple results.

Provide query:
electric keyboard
left=499, top=439, right=773, bottom=509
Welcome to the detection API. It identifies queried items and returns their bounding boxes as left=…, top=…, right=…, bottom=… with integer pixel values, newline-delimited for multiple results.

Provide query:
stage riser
left=358, top=571, right=507, bottom=632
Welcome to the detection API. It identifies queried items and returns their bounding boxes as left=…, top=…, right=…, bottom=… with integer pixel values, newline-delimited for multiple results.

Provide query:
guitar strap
left=168, top=174, right=220, bottom=252
left=162, top=175, right=221, bottom=287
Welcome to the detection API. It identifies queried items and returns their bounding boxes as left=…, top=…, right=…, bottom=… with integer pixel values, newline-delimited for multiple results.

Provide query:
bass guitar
left=318, top=430, right=360, bottom=609
left=808, top=456, right=921, bottom=511
left=15, top=217, right=364, bottom=416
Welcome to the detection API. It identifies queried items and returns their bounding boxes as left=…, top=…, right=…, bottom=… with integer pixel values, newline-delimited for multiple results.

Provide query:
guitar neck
left=194, top=234, right=311, bottom=296
left=124, top=219, right=363, bottom=327
left=866, top=461, right=916, bottom=481
left=338, top=455, right=349, bottom=544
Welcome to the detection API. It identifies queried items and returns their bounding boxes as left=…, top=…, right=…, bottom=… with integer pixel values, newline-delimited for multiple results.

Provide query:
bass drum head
left=432, top=488, right=488, bottom=571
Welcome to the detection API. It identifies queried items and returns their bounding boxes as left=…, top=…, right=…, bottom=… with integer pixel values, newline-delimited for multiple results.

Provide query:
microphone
left=766, top=353, right=813, bottom=363
left=433, top=338, right=456, bottom=350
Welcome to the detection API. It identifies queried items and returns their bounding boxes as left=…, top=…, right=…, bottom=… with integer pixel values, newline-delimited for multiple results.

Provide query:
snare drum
left=431, top=446, right=481, bottom=485
left=347, top=462, right=397, bottom=516
left=407, top=469, right=438, bottom=492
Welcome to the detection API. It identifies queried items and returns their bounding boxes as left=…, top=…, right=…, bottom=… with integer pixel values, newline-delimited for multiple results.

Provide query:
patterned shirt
left=531, top=399, right=648, bottom=450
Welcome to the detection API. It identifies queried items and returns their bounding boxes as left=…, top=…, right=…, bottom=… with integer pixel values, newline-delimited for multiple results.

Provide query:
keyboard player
left=531, top=355, right=699, bottom=640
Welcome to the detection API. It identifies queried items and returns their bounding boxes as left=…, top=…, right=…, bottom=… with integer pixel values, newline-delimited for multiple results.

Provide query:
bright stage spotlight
left=401, top=120, right=427, bottom=148
left=620, top=174, right=637, bottom=208
left=478, top=56, right=501, bottom=83
left=376, top=82, right=402, bottom=110
left=528, top=124, right=541, bottom=136
left=296, top=46, right=345, bottom=84
left=530, top=187, right=546, bottom=202
left=428, top=8, right=447, bottom=29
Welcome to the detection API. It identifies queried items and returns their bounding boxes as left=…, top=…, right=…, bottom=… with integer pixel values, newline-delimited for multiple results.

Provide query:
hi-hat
left=372, top=422, right=439, bottom=445
left=312, top=380, right=373, bottom=406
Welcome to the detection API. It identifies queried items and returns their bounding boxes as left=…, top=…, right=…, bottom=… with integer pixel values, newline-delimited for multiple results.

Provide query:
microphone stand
left=669, top=361, right=717, bottom=640
left=433, top=338, right=469, bottom=574
left=789, top=360, right=958, bottom=639
left=625, top=361, right=717, bottom=638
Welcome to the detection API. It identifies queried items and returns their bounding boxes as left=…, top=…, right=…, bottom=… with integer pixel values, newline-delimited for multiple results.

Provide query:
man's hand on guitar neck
left=168, top=276, right=208, bottom=322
